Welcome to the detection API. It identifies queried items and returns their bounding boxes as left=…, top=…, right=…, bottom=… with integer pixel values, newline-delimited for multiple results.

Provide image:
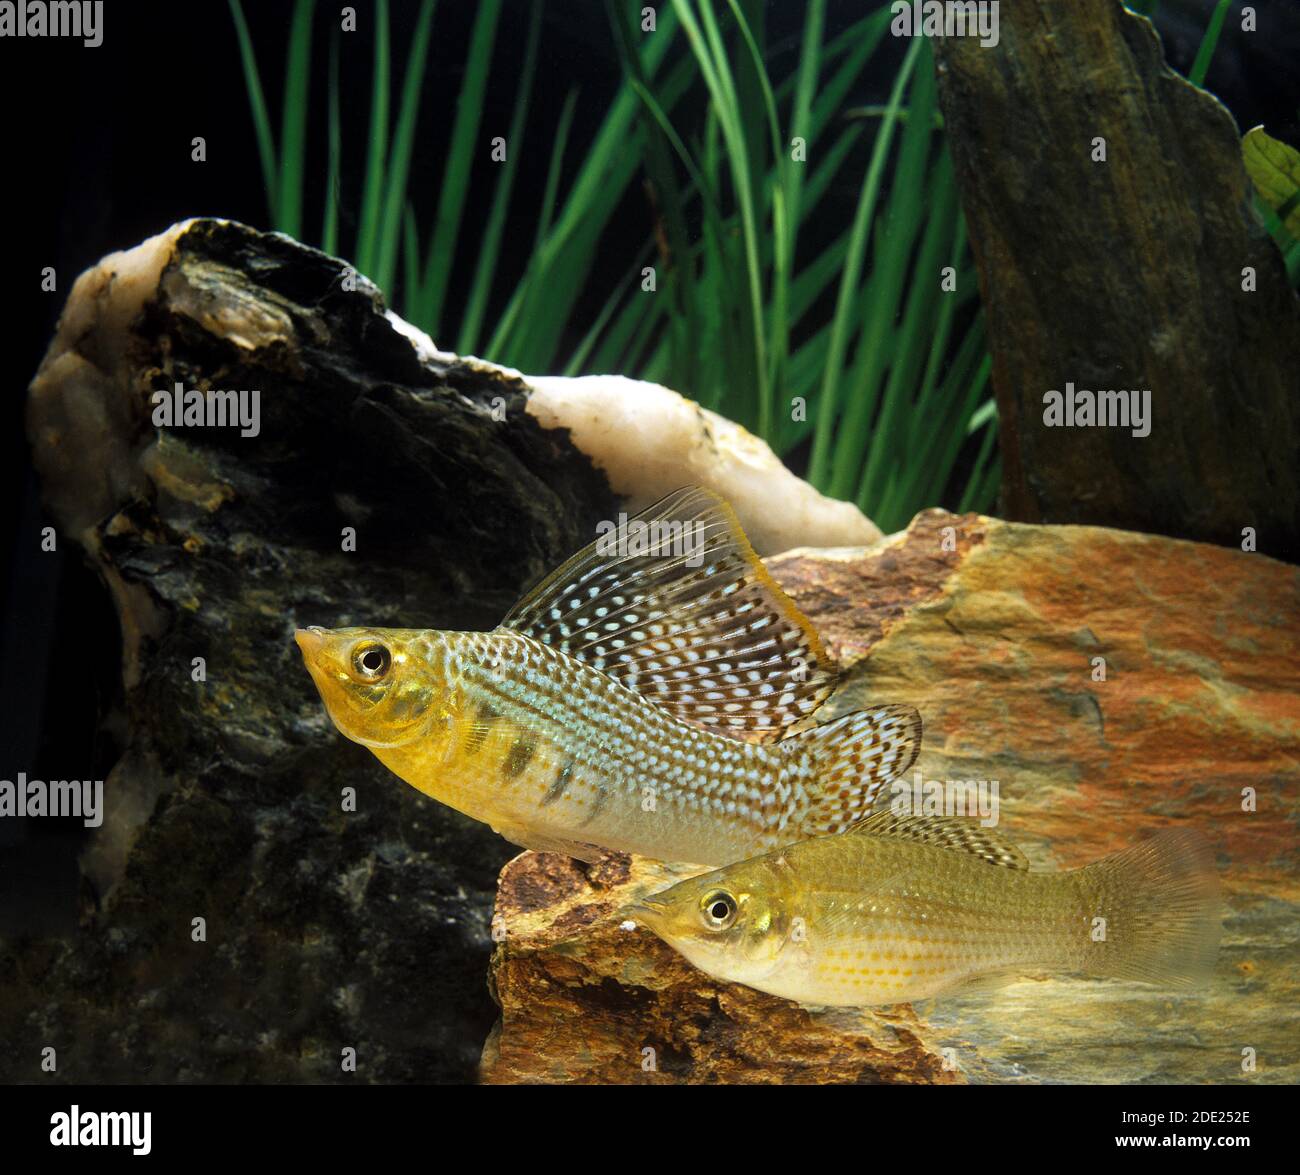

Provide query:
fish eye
left=352, top=643, right=392, bottom=681
left=700, top=891, right=738, bottom=930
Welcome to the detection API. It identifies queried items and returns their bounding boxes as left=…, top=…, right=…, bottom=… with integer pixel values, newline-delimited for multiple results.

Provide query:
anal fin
left=494, top=822, right=606, bottom=865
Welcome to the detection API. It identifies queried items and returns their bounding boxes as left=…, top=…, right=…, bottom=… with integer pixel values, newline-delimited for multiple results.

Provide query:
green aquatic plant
left=1188, top=0, right=1233, bottom=87
left=229, top=0, right=998, bottom=531
left=1168, top=0, right=1300, bottom=287
left=609, top=2, right=995, bottom=531
left=1243, top=127, right=1300, bottom=285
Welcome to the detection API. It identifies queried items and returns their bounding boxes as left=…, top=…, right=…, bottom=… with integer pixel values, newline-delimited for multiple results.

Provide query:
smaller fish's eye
left=700, top=890, right=738, bottom=930
left=352, top=643, right=392, bottom=681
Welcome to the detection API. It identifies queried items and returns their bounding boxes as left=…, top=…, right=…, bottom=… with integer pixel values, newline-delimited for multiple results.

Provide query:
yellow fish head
left=295, top=626, right=447, bottom=749
left=630, top=857, right=796, bottom=987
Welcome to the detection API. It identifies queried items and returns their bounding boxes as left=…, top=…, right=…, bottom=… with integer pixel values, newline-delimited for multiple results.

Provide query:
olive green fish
left=631, top=814, right=1221, bottom=1006
left=296, top=487, right=921, bottom=865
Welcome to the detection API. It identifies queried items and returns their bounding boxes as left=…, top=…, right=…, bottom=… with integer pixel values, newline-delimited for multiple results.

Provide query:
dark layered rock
left=8, top=219, right=614, bottom=1083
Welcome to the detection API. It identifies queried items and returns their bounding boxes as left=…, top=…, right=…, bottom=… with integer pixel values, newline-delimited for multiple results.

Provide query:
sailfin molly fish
left=631, top=814, right=1221, bottom=1005
left=295, top=487, right=922, bottom=865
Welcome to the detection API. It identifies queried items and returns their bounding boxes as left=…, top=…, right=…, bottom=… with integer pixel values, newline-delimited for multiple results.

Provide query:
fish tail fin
left=785, top=705, right=922, bottom=838
left=1073, top=829, right=1221, bottom=988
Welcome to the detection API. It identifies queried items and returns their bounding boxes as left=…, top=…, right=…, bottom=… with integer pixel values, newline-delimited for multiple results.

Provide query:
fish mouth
left=294, top=626, right=327, bottom=660
left=623, top=896, right=671, bottom=934
left=295, top=627, right=337, bottom=709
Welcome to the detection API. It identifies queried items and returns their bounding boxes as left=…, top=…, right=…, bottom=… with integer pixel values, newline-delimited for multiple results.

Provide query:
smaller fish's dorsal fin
left=851, top=810, right=1030, bottom=871
left=501, top=486, right=838, bottom=739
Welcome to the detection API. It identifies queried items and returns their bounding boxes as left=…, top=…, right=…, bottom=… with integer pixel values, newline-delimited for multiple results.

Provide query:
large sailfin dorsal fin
left=501, top=486, right=838, bottom=739
left=850, top=810, right=1030, bottom=871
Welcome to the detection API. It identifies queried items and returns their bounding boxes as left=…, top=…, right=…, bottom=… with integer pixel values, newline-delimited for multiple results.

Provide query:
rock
left=11, top=218, right=617, bottom=1083
left=17, top=216, right=1295, bottom=1085
left=482, top=511, right=1300, bottom=1084
left=482, top=850, right=957, bottom=1084
left=931, top=0, right=1300, bottom=558
left=521, top=373, right=882, bottom=554
left=9, top=216, right=882, bottom=1084
left=388, top=336, right=882, bottom=555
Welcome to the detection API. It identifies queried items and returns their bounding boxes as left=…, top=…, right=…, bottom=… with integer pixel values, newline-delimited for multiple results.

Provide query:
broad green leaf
left=1244, top=126, right=1300, bottom=240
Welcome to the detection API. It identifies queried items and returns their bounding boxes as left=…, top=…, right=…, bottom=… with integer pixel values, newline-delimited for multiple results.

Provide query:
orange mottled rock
left=483, top=513, right=1300, bottom=1084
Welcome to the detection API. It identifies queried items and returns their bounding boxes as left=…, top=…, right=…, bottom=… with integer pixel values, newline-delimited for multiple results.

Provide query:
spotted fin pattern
left=789, top=705, right=924, bottom=839
left=850, top=810, right=1029, bottom=871
left=502, top=487, right=838, bottom=740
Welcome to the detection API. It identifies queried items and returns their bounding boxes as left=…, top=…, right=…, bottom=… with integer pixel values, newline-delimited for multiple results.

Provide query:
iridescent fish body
left=632, top=816, right=1221, bottom=1006
left=296, top=487, right=921, bottom=866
